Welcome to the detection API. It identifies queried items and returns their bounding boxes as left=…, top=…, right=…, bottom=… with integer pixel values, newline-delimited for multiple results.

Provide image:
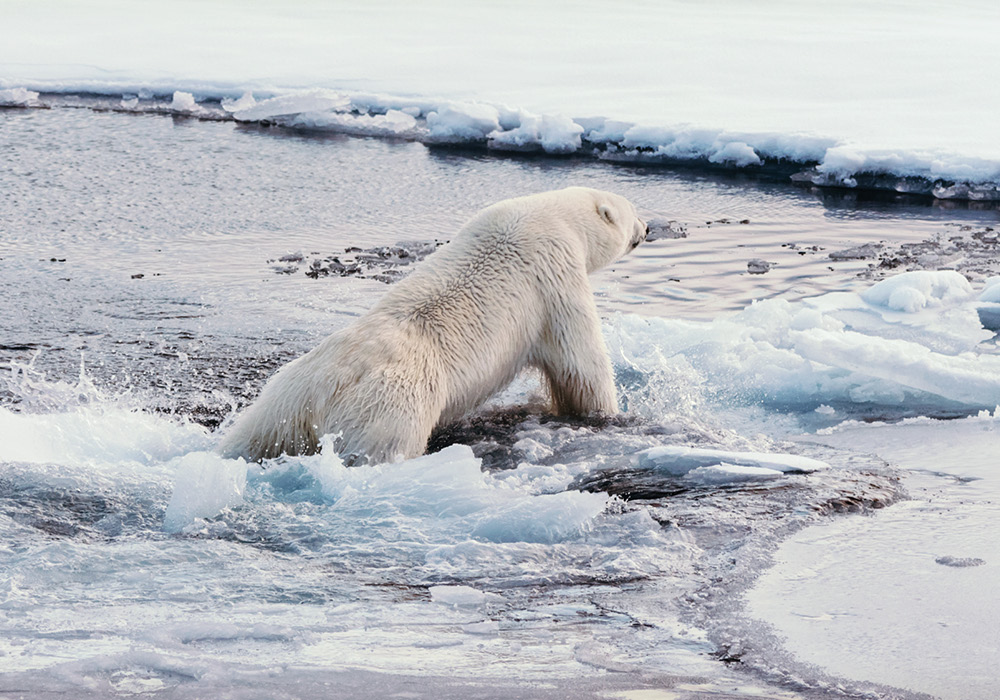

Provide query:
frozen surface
left=750, top=412, right=1000, bottom=700
left=636, top=445, right=829, bottom=476
left=0, top=86, right=39, bottom=105
left=607, top=270, right=1000, bottom=419
left=2, top=1, right=999, bottom=196
left=861, top=270, right=973, bottom=312
left=162, top=452, right=247, bottom=533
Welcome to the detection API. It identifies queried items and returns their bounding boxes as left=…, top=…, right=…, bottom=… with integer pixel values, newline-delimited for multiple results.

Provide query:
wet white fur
left=217, top=187, right=647, bottom=463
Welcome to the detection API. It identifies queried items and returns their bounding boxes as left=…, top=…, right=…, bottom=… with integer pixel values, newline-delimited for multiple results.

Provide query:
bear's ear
left=598, top=203, right=617, bottom=225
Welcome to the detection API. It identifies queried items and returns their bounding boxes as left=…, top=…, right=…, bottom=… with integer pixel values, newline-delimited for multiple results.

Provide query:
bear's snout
left=629, top=220, right=649, bottom=250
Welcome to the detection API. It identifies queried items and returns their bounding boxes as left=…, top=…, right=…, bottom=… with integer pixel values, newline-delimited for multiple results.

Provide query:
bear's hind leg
left=338, top=368, right=445, bottom=464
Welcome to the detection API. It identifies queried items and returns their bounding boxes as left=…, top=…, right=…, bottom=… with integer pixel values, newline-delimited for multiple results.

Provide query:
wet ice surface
left=2, top=107, right=1000, bottom=699
left=750, top=415, right=1000, bottom=700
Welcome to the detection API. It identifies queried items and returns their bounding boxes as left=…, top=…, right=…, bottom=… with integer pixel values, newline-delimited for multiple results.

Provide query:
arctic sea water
left=2, top=3, right=1000, bottom=699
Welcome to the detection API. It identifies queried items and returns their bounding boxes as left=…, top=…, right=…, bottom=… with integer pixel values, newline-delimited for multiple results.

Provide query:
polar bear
left=218, top=187, right=648, bottom=463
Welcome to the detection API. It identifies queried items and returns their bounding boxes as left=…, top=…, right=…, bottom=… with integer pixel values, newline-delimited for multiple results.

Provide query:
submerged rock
left=269, top=240, right=447, bottom=283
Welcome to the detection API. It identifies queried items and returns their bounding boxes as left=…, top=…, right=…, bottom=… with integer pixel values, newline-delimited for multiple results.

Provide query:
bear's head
left=553, top=187, right=649, bottom=274
left=566, top=187, right=647, bottom=273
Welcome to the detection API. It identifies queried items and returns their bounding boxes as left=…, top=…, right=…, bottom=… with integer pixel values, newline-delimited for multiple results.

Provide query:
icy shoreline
left=4, top=87, right=999, bottom=203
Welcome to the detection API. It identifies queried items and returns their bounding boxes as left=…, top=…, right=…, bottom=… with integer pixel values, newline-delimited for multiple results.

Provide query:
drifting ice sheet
left=608, top=270, right=1000, bottom=415
left=636, top=445, right=828, bottom=476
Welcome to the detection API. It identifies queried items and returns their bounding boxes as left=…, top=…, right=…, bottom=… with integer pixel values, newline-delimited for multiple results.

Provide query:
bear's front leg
left=534, top=283, right=618, bottom=417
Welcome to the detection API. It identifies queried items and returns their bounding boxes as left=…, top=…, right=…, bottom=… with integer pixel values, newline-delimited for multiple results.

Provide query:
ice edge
left=4, top=85, right=999, bottom=202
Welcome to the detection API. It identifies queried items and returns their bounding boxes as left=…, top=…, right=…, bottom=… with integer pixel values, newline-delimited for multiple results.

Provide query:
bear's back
left=360, top=198, right=583, bottom=421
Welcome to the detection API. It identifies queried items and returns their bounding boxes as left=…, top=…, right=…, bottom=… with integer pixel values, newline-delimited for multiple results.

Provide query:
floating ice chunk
left=232, top=90, right=350, bottom=122
left=978, top=277, right=1000, bottom=330
left=861, top=270, right=973, bottom=313
left=221, top=91, right=256, bottom=112
left=120, top=95, right=139, bottom=109
left=579, top=118, right=634, bottom=144
left=709, top=140, right=761, bottom=167
left=426, top=102, right=501, bottom=142
left=429, top=585, right=495, bottom=607
left=608, top=281, right=1000, bottom=415
left=790, top=326, right=1000, bottom=405
left=644, top=218, right=687, bottom=241
left=0, top=87, right=39, bottom=106
left=304, top=441, right=489, bottom=514
left=462, top=620, right=500, bottom=635
left=635, top=445, right=827, bottom=475
left=471, top=490, right=608, bottom=543
left=289, top=108, right=417, bottom=137
left=978, top=306, right=1000, bottom=332
left=488, top=112, right=583, bottom=154
left=979, top=276, right=1000, bottom=303
left=812, top=296, right=988, bottom=357
left=829, top=243, right=882, bottom=260
left=685, top=463, right=785, bottom=485
left=163, top=452, right=248, bottom=533
left=169, top=91, right=202, bottom=113
left=284, top=441, right=608, bottom=543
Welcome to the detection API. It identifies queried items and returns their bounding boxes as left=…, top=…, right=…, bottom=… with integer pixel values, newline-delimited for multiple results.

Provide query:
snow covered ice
left=607, top=271, right=1000, bottom=416
left=2, top=1, right=1000, bottom=198
left=0, top=86, right=39, bottom=106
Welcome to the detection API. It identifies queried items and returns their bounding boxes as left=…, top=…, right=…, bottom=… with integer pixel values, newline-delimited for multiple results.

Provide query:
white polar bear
left=218, top=187, right=648, bottom=463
